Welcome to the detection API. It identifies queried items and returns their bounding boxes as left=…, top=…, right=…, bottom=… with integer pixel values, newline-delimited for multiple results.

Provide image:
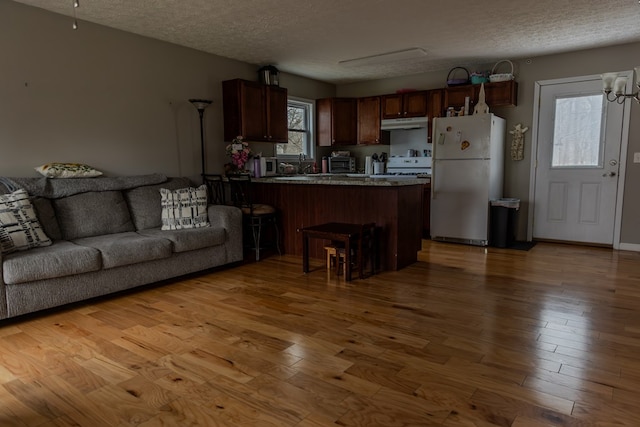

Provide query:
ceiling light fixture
left=601, top=67, right=640, bottom=103
left=338, top=48, right=427, bottom=67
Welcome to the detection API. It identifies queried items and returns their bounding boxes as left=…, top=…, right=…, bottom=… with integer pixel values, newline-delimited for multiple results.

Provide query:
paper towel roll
left=364, top=156, right=372, bottom=175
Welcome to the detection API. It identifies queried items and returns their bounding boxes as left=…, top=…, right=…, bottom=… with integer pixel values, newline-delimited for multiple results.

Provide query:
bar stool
left=202, top=174, right=225, bottom=205
left=227, top=174, right=280, bottom=261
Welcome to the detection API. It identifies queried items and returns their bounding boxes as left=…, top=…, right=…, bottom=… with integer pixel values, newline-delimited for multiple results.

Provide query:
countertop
left=255, top=174, right=430, bottom=186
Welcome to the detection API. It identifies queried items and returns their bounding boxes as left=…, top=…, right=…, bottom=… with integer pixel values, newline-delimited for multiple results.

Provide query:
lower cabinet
left=423, top=183, right=431, bottom=238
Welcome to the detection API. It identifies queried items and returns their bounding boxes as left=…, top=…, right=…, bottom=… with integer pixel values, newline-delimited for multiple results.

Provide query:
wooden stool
left=324, top=245, right=346, bottom=279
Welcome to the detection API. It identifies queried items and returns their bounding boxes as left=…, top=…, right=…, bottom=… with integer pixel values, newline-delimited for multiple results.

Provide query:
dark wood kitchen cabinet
left=444, top=85, right=476, bottom=113
left=316, top=97, right=357, bottom=146
left=222, top=79, right=288, bottom=143
left=444, top=80, right=518, bottom=112
left=382, top=91, right=428, bottom=119
left=423, top=183, right=431, bottom=238
left=427, top=89, right=444, bottom=142
left=478, top=80, right=518, bottom=108
left=357, top=96, right=389, bottom=145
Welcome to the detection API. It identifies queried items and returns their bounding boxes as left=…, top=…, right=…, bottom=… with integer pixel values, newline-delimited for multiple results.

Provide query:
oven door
left=329, top=158, right=354, bottom=173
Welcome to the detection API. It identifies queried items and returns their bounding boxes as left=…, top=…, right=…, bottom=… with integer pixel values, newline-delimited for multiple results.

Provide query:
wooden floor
left=1, top=241, right=640, bottom=426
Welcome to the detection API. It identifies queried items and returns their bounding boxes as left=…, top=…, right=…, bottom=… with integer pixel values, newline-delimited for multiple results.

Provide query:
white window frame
left=276, top=97, right=315, bottom=161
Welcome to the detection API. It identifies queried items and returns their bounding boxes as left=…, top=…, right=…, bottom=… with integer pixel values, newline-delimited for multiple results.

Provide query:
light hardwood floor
left=1, top=240, right=640, bottom=426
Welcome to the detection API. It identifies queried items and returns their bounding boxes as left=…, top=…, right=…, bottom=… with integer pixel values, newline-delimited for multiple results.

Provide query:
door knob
left=602, top=171, right=617, bottom=177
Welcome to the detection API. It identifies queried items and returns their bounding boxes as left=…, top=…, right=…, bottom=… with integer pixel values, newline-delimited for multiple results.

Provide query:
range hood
left=381, top=116, right=428, bottom=130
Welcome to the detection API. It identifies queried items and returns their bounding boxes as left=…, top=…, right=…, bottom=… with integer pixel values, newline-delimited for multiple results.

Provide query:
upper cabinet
left=478, top=80, right=518, bottom=108
left=427, top=89, right=444, bottom=143
left=444, top=80, right=518, bottom=114
left=382, top=91, right=428, bottom=119
left=316, top=98, right=357, bottom=146
left=357, top=96, right=389, bottom=145
left=222, top=79, right=288, bottom=143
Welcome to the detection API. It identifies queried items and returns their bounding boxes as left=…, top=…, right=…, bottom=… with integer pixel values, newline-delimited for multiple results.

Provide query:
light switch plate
left=634, top=152, right=640, bottom=163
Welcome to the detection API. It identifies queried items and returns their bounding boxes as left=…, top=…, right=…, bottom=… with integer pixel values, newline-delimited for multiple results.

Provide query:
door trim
left=528, top=73, right=631, bottom=249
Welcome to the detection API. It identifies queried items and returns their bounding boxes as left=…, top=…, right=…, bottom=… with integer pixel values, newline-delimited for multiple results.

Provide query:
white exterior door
left=531, top=75, right=628, bottom=245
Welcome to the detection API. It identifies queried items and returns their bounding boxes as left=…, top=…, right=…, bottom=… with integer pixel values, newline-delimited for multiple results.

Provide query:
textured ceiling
left=10, top=0, right=640, bottom=84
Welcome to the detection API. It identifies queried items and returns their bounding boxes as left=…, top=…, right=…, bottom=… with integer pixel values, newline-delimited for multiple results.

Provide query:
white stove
left=383, top=156, right=432, bottom=177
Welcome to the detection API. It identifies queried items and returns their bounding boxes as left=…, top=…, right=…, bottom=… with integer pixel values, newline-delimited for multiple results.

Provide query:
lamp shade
left=613, top=76, right=628, bottom=95
left=189, top=99, right=212, bottom=111
left=601, top=73, right=618, bottom=92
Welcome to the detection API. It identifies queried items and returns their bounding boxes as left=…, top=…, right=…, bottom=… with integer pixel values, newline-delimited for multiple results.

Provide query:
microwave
left=328, top=157, right=356, bottom=174
left=249, top=157, right=278, bottom=177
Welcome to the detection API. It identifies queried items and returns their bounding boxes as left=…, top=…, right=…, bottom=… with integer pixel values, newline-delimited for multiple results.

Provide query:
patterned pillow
left=160, top=185, right=210, bottom=230
left=0, top=189, right=52, bottom=255
left=34, top=162, right=103, bottom=178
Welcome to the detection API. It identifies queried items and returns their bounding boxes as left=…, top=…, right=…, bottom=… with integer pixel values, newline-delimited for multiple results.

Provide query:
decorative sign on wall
left=510, top=123, right=529, bottom=161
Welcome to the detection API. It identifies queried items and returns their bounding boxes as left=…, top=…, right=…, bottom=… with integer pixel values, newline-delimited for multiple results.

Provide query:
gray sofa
left=0, top=174, right=243, bottom=320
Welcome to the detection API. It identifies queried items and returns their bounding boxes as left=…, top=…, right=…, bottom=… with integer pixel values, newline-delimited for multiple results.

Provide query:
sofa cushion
left=73, top=232, right=172, bottom=269
left=139, top=227, right=226, bottom=253
left=53, top=191, right=135, bottom=240
left=3, top=241, right=101, bottom=285
left=124, top=177, right=192, bottom=230
left=160, top=185, right=210, bottom=230
left=31, top=197, right=62, bottom=241
left=0, top=189, right=52, bottom=255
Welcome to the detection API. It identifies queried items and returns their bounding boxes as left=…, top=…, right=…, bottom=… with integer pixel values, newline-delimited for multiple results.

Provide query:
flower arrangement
left=225, top=136, right=252, bottom=171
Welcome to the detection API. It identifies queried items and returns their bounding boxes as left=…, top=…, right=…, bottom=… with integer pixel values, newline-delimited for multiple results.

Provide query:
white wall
left=0, top=1, right=334, bottom=183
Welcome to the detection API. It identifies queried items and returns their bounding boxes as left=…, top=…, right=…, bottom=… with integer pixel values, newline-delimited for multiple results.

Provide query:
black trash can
left=490, top=198, right=520, bottom=248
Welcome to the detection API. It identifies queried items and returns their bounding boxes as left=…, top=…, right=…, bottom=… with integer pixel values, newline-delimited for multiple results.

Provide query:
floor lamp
left=188, top=99, right=212, bottom=183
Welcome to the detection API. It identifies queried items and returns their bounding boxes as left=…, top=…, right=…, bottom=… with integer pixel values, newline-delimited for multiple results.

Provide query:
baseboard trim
left=618, top=243, right=640, bottom=252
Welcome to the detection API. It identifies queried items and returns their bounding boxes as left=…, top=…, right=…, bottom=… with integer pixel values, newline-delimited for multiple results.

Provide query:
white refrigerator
left=430, top=114, right=505, bottom=246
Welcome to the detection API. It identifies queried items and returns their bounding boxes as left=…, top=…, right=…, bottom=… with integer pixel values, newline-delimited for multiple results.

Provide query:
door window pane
left=552, top=94, right=603, bottom=167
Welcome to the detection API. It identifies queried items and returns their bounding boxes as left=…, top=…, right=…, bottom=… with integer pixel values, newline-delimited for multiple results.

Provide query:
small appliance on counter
left=328, top=156, right=356, bottom=173
left=248, top=156, right=278, bottom=177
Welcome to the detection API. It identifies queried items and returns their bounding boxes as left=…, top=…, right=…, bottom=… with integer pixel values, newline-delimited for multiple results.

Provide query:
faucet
left=297, top=154, right=310, bottom=174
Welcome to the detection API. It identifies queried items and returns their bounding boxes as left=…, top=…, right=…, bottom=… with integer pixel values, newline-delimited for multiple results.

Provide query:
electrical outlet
left=634, top=152, right=640, bottom=163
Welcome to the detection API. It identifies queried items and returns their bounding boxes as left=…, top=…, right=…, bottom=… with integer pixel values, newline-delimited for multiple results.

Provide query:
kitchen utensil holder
left=446, top=67, right=470, bottom=87
left=489, top=60, right=515, bottom=82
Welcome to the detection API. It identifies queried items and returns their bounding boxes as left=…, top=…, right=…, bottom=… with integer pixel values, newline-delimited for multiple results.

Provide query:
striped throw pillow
left=0, top=189, right=52, bottom=255
left=159, top=185, right=210, bottom=230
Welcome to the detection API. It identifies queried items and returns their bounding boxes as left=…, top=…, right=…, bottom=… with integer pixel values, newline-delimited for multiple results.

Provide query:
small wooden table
left=301, top=222, right=363, bottom=281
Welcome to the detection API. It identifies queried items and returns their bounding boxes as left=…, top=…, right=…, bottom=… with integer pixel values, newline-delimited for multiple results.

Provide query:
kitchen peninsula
left=252, top=175, right=427, bottom=271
